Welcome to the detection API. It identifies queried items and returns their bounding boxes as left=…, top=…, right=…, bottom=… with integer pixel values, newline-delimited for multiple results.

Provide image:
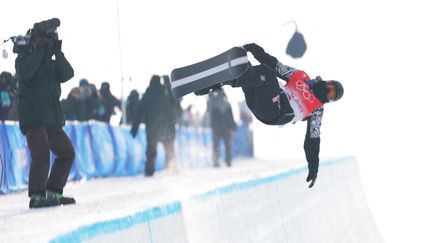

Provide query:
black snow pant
left=145, top=131, right=175, bottom=176
left=233, top=65, right=294, bottom=125
left=25, top=127, right=75, bottom=197
left=212, top=129, right=233, bottom=167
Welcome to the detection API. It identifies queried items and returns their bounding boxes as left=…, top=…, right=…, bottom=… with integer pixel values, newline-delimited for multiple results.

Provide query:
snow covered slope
left=0, top=157, right=381, bottom=243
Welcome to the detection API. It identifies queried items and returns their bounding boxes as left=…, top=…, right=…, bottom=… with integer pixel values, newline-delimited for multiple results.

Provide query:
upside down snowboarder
left=197, top=43, right=344, bottom=188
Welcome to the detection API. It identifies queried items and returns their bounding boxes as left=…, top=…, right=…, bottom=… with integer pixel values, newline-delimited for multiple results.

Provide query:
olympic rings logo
left=295, top=80, right=313, bottom=103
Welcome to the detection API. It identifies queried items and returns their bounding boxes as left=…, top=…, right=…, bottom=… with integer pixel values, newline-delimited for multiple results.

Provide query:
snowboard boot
left=48, top=192, right=76, bottom=206
left=231, top=64, right=276, bottom=87
left=29, top=195, right=61, bottom=209
left=194, top=83, right=223, bottom=96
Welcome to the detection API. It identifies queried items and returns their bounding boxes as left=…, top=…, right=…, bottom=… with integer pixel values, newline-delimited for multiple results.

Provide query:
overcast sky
left=1, top=1, right=432, bottom=242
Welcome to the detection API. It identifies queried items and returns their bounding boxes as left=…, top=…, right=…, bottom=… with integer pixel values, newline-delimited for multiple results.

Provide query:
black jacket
left=100, top=87, right=121, bottom=123
left=0, top=80, right=13, bottom=120
left=15, top=43, right=74, bottom=133
left=132, top=76, right=181, bottom=140
left=207, top=91, right=236, bottom=134
left=124, top=90, right=140, bottom=125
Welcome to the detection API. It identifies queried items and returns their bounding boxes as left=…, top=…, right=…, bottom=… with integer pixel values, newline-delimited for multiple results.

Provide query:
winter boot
left=194, top=83, right=223, bottom=96
left=231, top=65, right=277, bottom=87
left=226, top=160, right=232, bottom=167
left=29, top=195, right=61, bottom=209
left=48, top=192, right=76, bottom=206
left=145, top=160, right=156, bottom=177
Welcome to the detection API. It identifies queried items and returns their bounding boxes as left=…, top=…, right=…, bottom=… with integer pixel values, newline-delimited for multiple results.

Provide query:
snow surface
left=0, top=158, right=305, bottom=243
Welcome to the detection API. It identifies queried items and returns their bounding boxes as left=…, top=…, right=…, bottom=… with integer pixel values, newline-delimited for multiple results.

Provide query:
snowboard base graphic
left=170, top=47, right=250, bottom=98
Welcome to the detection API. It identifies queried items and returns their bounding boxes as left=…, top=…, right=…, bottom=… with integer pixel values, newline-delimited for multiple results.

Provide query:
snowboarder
left=202, top=43, right=344, bottom=188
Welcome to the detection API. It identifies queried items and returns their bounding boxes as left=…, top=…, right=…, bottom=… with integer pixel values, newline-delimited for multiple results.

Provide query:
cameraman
left=15, top=18, right=76, bottom=209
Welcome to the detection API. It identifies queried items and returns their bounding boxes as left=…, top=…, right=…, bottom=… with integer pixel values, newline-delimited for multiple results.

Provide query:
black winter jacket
left=132, top=76, right=181, bottom=140
left=15, top=44, right=74, bottom=133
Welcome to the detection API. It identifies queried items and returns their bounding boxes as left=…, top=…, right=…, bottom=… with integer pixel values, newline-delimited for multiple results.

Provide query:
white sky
left=1, top=0, right=432, bottom=242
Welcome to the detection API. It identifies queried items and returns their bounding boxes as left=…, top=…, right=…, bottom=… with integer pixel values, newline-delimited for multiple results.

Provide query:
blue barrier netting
left=0, top=121, right=253, bottom=194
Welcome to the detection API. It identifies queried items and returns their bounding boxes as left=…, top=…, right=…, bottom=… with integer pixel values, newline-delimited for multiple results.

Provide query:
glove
left=243, top=43, right=262, bottom=53
left=130, top=126, right=139, bottom=138
left=54, top=39, right=62, bottom=53
left=51, top=39, right=62, bottom=54
left=306, top=172, right=317, bottom=188
left=47, top=38, right=62, bottom=55
left=242, top=43, right=277, bottom=68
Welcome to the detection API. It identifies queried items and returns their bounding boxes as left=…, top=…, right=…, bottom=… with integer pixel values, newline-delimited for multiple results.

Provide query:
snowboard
left=170, top=47, right=250, bottom=98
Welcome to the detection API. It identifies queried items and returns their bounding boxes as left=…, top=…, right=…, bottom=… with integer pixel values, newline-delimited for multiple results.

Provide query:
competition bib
left=282, top=71, right=323, bottom=122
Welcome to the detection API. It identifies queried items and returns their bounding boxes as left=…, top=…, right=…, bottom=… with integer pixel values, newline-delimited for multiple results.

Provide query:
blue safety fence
left=0, top=121, right=253, bottom=194
left=0, top=122, right=31, bottom=194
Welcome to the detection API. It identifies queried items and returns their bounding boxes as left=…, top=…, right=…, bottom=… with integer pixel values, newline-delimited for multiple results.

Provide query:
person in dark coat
left=76, top=78, right=93, bottom=121
left=15, top=18, right=76, bottom=208
left=99, top=82, right=121, bottom=123
left=87, top=84, right=105, bottom=121
left=60, top=87, right=81, bottom=121
left=162, top=75, right=183, bottom=126
left=131, top=75, right=180, bottom=176
left=122, top=89, right=140, bottom=125
left=0, top=71, right=15, bottom=121
left=207, top=88, right=236, bottom=167
left=7, top=74, right=19, bottom=121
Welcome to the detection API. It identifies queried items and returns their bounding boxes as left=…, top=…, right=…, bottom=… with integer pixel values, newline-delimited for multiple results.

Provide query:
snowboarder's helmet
left=330, top=80, right=344, bottom=102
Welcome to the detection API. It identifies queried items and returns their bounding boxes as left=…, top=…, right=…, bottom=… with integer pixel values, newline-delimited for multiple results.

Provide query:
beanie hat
left=79, top=78, right=89, bottom=86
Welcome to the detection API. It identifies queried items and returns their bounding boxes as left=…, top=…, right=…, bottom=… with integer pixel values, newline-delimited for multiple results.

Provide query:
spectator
left=207, top=88, right=236, bottom=167
left=239, top=100, right=253, bottom=127
left=131, top=75, right=179, bottom=176
left=238, top=100, right=254, bottom=157
left=7, top=74, right=19, bottom=121
left=87, top=84, right=105, bottom=121
left=122, top=89, right=140, bottom=125
left=180, top=105, right=194, bottom=128
left=162, top=75, right=182, bottom=126
left=99, top=82, right=121, bottom=123
left=61, top=87, right=82, bottom=121
left=0, top=71, right=16, bottom=121
left=76, top=78, right=93, bottom=121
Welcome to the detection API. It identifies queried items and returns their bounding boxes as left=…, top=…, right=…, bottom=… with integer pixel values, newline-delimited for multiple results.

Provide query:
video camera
left=31, top=18, right=61, bottom=39
left=5, top=18, right=61, bottom=54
